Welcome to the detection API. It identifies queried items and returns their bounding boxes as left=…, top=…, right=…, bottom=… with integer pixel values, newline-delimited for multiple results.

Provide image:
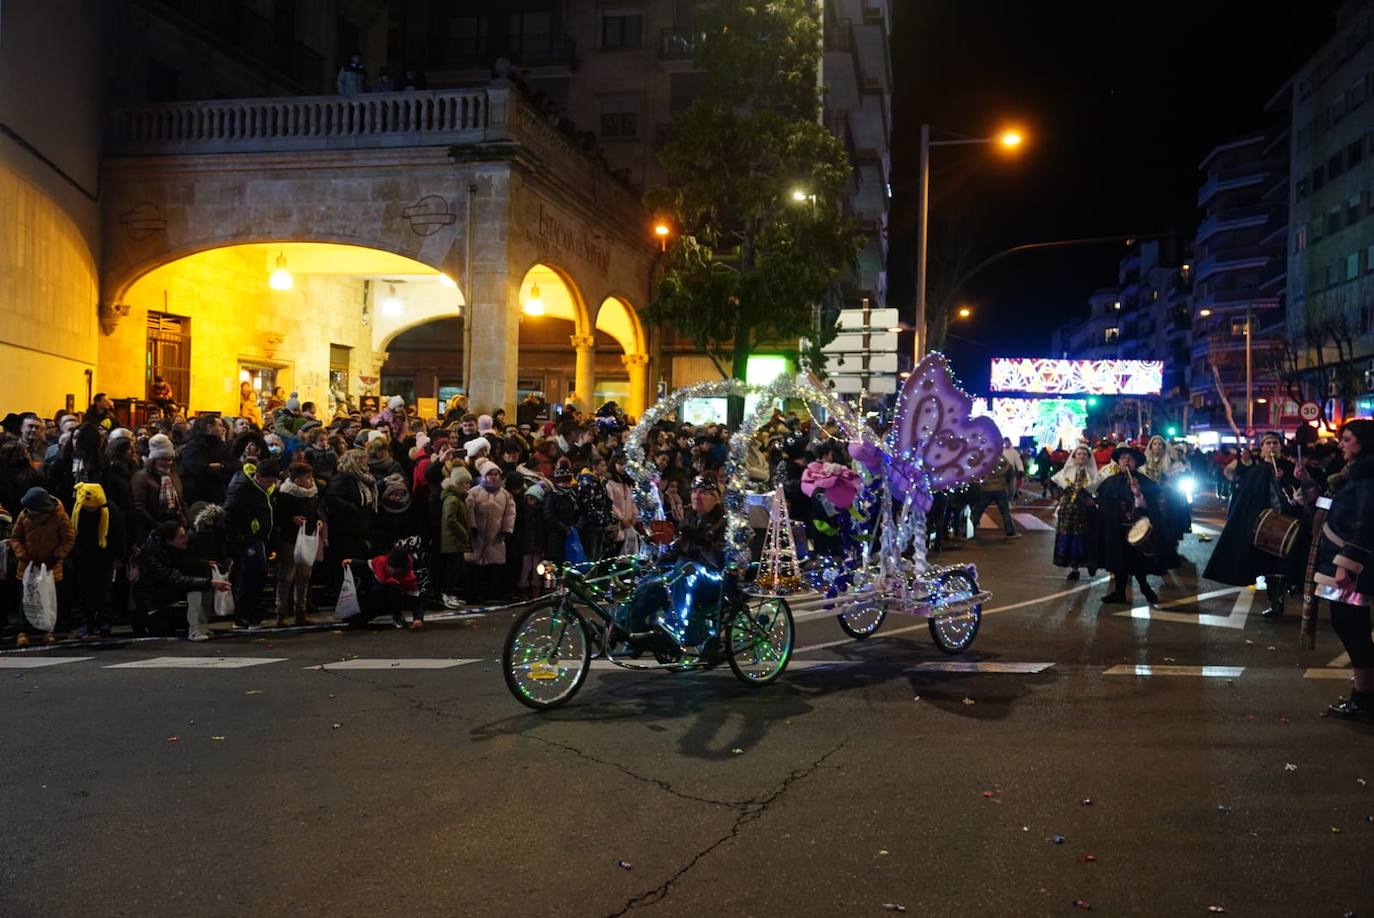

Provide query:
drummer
left=1097, top=445, right=1176, bottom=607
left=1202, top=432, right=1306, bottom=617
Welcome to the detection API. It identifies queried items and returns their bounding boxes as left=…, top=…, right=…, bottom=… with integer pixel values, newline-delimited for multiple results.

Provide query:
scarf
left=352, top=470, right=377, bottom=511
left=279, top=479, right=318, bottom=499
left=1052, top=457, right=1101, bottom=491
left=157, top=471, right=181, bottom=515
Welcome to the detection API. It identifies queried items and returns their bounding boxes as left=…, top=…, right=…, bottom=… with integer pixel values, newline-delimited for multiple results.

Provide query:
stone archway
left=594, top=295, right=649, bottom=417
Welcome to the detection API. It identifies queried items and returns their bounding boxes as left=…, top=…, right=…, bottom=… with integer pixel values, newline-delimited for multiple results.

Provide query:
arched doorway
left=595, top=296, right=649, bottom=418
left=107, top=242, right=462, bottom=418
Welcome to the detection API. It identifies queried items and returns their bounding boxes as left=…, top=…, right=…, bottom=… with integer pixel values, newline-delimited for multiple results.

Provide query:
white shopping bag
left=22, top=563, right=57, bottom=633
left=334, top=565, right=361, bottom=620
left=622, top=527, right=640, bottom=557
left=210, top=563, right=235, bottom=619
left=294, top=526, right=321, bottom=566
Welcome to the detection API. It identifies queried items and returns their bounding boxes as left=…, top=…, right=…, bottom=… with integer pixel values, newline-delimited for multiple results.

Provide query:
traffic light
left=1086, top=397, right=1099, bottom=407
left=1166, top=426, right=1178, bottom=437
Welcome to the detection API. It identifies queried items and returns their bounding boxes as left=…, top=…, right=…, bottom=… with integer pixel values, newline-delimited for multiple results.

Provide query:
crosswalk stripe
left=104, top=656, right=288, bottom=669
left=0, top=656, right=94, bottom=668
left=1103, top=664, right=1244, bottom=678
left=1303, top=668, right=1354, bottom=680
left=310, top=658, right=482, bottom=670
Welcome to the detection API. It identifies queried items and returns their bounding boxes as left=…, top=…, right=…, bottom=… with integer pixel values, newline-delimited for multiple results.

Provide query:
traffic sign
left=1245, top=427, right=1256, bottom=438
left=1299, top=401, right=1321, bottom=422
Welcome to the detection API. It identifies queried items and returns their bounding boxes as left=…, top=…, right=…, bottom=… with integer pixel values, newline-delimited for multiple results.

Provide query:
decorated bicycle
left=499, top=353, right=1002, bottom=710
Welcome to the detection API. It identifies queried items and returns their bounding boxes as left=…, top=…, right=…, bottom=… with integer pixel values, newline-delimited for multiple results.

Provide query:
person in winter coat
left=179, top=415, right=235, bottom=506
left=606, top=452, right=639, bottom=557
left=274, top=462, right=324, bottom=626
left=325, top=449, right=376, bottom=594
left=47, top=422, right=104, bottom=512
left=439, top=464, right=474, bottom=608
left=1306, top=419, right=1374, bottom=723
left=365, top=436, right=403, bottom=483
left=101, top=435, right=140, bottom=628
left=466, top=459, right=516, bottom=601
left=513, top=466, right=549, bottom=599
left=185, top=502, right=232, bottom=640
left=0, top=439, right=42, bottom=520
left=231, top=429, right=269, bottom=466
left=575, top=458, right=615, bottom=561
left=303, top=426, right=337, bottom=484
left=8, top=487, right=75, bottom=645
left=132, top=434, right=186, bottom=539
left=341, top=546, right=421, bottom=629
left=239, top=381, right=263, bottom=428
left=222, top=458, right=279, bottom=625
left=542, top=465, right=580, bottom=564
left=69, top=482, right=126, bottom=638
left=1096, top=446, right=1176, bottom=607
left=134, top=520, right=230, bottom=640
left=336, top=52, right=367, bottom=96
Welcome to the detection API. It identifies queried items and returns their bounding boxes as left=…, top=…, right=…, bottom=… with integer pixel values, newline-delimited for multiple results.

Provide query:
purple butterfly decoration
left=887, top=352, right=1004, bottom=512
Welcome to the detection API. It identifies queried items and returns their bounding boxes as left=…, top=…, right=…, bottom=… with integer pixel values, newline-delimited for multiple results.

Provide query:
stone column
left=570, top=334, right=596, bottom=412
left=467, top=269, right=521, bottom=416
left=622, top=353, right=649, bottom=419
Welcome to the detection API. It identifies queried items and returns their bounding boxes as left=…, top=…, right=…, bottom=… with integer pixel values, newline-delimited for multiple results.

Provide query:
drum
left=1252, top=509, right=1300, bottom=557
left=1127, top=517, right=1155, bottom=556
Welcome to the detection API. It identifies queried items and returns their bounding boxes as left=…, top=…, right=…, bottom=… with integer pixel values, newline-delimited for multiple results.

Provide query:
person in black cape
left=1202, top=433, right=1305, bottom=617
left=1098, top=446, right=1177, bottom=606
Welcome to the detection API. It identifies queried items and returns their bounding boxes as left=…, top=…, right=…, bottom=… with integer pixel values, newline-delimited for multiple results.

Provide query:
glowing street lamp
left=653, top=221, right=671, bottom=252
left=1199, top=308, right=1213, bottom=318
left=523, top=283, right=546, bottom=317
left=998, top=129, right=1024, bottom=149
left=268, top=251, right=293, bottom=291
left=956, top=306, right=973, bottom=320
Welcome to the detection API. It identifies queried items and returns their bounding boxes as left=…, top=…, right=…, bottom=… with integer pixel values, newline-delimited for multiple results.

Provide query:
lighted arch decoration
left=517, top=262, right=591, bottom=335
left=623, top=373, right=884, bottom=568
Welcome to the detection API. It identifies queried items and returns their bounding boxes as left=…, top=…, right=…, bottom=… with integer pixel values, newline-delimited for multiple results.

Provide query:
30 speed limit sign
left=1299, top=401, right=1321, bottom=422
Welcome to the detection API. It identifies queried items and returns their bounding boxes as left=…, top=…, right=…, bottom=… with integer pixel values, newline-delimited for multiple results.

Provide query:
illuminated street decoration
left=973, top=397, right=1088, bottom=447
left=990, top=357, right=1163, bottom=395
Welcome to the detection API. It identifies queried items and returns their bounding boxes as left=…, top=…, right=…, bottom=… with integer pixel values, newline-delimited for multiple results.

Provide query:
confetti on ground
left=244, top=690, right=264, bottom=695
left=1285, top=763, right=1298, bottom=772
left=1216, top=805, right=1230, bottom=814
left=166, top=736, right=180, bottom=743
left=1081, top=798, right=1094, bottom=806
left=881, top=905, right=906, bottom=913
left=1359, top=779, right=1367, bottom=786
left=1081, top=854, right=1098, bottom=863
left=878, top=849, right=889, bottom=856
left=1050, top=835, right=1065, bottom=845
left=1208, top=907, right=1226, bottom=914
left=212, top=736, right=225, bottom=741
left=1267, top=646, right=1277, bottom=652
left=912, top=695, right=920, bottom=701
left=961, top=697, right=976, bottom=705
left=1332, top=826, right=1342, bottom=834
left=1163, top=657, right=1175, bottom=663
left=983, top=791, right=996, bottom=798
left=731, top=748, right=743, bottom=755
left=332, top=723, right=342, bottom=729
left=1072, top=899, right=1092, bottom=910
left=617, top=860, right=632, bottom=870
left=1279, top=716, right=1290, bottom=725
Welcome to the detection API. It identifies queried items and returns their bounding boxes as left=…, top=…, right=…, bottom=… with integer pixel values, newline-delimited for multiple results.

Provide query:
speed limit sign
left=1299, top=401, right=1321, bottom=422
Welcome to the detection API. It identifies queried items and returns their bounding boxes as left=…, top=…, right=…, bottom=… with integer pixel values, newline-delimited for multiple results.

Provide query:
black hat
left=690, top=475, right=720, bottom=494
left=20, top=487, right=56, bottom=514
left=1112, top=446, right=1147, bottom=466
left=553, top=465, right=575, bottom=482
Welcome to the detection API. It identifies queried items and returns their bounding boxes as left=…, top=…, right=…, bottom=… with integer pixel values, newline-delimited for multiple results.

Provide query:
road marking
left=909, top=661, right=1055, bottom=674
left=577, top=659, right=1056, bottom=675
left=978, top=512, right=1054, bottom=531
left=310, top=658, right=482, bottom=670
left=0, top=656, right=94, bottom=668
left=1116, top=587, right=1252, bottom=629
left=104, top=657, right=288, bottom=669
left=1303, top=668, right=1354, bottom=680
left=1328, top=651, right=1352, bottom=667
left=1103, top=664, right=1245, bottom=678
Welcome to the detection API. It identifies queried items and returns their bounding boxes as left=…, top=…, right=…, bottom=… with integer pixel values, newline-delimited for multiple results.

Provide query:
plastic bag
left=22, top=563, right=57, bottom=632
left=564, top=528, right=586, bottom=565
left=0, top=539, right=9, bottom=582
left=294, top=526, right=321, bottom=566
left=210, top=563, right=235, bottom=619
left=334, top=565, right=361, bottom=620
left=622, top=527, right=640, bottom=558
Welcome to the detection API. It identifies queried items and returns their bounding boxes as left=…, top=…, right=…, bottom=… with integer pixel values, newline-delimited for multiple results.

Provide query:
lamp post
left=913, top=126, right=1023, bottom=360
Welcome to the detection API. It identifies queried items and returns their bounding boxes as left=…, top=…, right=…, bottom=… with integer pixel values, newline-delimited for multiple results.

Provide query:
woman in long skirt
left=1051, top=445, right=1101, bottom=581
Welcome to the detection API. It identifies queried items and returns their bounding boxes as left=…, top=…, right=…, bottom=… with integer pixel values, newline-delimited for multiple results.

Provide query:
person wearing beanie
left=439, top=464, right=474, bottom=608
left=8, top=487, right=75, bottom=645
left=575, top=458, right=615, bottom=562
left=542, top=465, right=581, bottom=567
left=465, top=458, right=515, bottom=601
left=70, top=482, right=126, bottom=638
left=273, top=461, right=324, bottom=627
left=222, top=456, right=280, bottom=626
left=131, top=435, right=185, bottom=546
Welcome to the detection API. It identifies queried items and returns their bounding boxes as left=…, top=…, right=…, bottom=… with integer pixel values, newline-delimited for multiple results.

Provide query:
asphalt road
left=2, top=496, right=1371, bottom=918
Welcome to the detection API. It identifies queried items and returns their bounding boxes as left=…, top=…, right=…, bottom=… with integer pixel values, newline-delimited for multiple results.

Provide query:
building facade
left=1276, top=0, right=1374, bottom=418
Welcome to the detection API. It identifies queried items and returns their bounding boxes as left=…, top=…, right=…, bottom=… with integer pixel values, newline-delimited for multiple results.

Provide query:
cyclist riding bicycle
left=627, top=474, right=729, bottom=650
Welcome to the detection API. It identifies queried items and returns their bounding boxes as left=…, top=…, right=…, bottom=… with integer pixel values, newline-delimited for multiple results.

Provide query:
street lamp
left=523, top=284, right=546, bottom=317
left=956, top=305, right=973, bottom=320
left=914, top=124, right=1026, bottom=359
left=268, top=251, right=293, bottom=291
left=653, top=221, right=671, bottom=252
left=1199, top=308, right=1213, bottom=318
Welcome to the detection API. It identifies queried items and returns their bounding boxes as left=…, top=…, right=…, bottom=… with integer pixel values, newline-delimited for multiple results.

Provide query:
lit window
left=1112, top=300, right=1121, bottom=310
left=1348, top=251, right=1361, bottom=280
left=1104, top=327, right=1119, bottom=343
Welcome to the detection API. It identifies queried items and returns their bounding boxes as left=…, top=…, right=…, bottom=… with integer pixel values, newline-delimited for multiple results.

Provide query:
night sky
left=887, top=1, right=1345, bottom=392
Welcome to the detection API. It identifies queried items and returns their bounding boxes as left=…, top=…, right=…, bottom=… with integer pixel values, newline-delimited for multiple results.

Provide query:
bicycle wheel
left=503, top=598, right=592, bottom=710
left=836, top=596, right=886, bottom=640
left=727, top=597, right=794, bottom=685
left=928, top=570, right=982, bottom=654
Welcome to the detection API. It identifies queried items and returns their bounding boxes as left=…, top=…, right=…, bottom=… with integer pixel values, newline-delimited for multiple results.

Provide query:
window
left=1350, top=140, right=1365, bottom=169
left=1295, top=224, right=1309, bottom=252
left=1349, top=194, right=1363, bottom=227
left=1112, top=300, right=1121, bottom=310
left=1104, top=327, right=1119, bottom=344
left=1329, top=153, right=1344, bottom=180
left=1231, top=318, right=1248, bottom=337
left=1328, top=207, right=1343, bottom=235
left=1355, top=75, right=1370, bottom=108
left=446, top=15, right=486, bottom=61
left=1368, top=244, right=1374, bottom=274
left=599, top=8, right=643, bottom=49
left=1349, top=251, right=1362, bottom=280
left=148, top=313, right=191, bottom=406
left=509, top=11, right=552, bottom=58
left=1314, top=164, right=1326, bottom=190
left=1296, top=176, right=1310, bottom=200
left=599, top=96, right=640, bottom=139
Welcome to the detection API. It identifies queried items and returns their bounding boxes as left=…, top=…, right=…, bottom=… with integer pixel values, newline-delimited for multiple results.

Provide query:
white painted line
left=312, top=658, right=481, bottom=670
left=1117, top=587, right=1253, bottom=629
left=1304, top=668, right=1354, bottom=680
left=1013, top=512, right=1055, bottom=531
left=0, top=656, right=94, bottom=668
left=910, top=661, right=1055, bottom=674
left=1328, top=651, right=1352, bottom=667
left=104, top=657, right=288, bottom=669
left=1103, top=664, right=1245, bottom=678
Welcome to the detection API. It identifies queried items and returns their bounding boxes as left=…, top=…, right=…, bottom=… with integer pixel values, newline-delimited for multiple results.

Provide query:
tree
left=645, top=0, right=862, bottom=404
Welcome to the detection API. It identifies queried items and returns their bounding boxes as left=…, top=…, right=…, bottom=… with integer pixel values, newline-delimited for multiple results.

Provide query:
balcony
left=658, top=27, right=703, bottom=61
left=1195, top=204, right=1276, bottom=243
left=1197, top=166, right=1269, bottom=207
left=439, top=33, right=576, bottom=71
left=1193, top=284, right=1281, bottom=312
left=861, top=1, right=886, bottom=25
left=1194, top=245, right=1275, bottom=282
left=144, top=0, right=324, bottom=92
